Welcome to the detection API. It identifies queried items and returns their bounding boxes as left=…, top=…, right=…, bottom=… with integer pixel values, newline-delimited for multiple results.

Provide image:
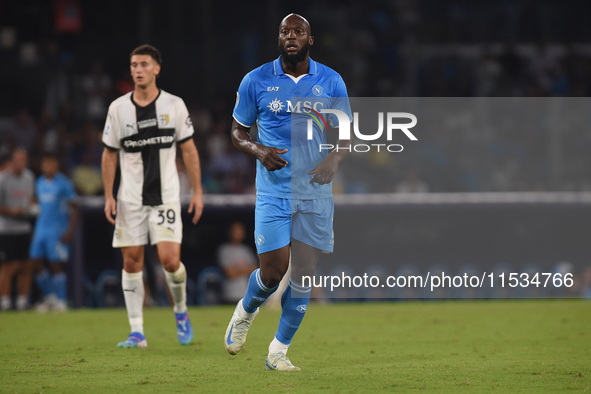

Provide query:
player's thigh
left=292, top=198, right=334, bottom=254
left=113, top=200, right=149, bottom=248
left=48, top=262, right=65, bottom=274
left=45, top=231, right=70, bottom=264
left=254, top=196, right=291, bottom=254
left=29, top=231, right=47, bottom=260
left=147, top=201, right=183, bottom=246
left=258, top=244, right=290, bottom=286
left=290, top=239, right=322, bottom=282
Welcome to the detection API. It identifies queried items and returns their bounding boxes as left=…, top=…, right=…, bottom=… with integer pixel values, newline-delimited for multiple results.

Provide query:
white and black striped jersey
left=102, top=90, right=194, bottom=206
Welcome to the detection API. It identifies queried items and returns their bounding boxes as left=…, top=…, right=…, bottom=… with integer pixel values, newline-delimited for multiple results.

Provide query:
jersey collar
left=273, top=56, right=317, bottom=77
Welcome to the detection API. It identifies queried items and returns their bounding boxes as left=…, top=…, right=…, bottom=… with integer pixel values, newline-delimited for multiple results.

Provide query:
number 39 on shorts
left=150, top=206, right=178, bottom=225
left=157, top=209, right=176, bottom=225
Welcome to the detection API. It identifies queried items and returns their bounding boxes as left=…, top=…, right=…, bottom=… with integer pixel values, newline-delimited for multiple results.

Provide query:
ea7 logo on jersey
left=267, top=86, right=279, bottom=91
left=268, top=98, right=284, bottom=114
left=159, top=114, right=169, bottom=126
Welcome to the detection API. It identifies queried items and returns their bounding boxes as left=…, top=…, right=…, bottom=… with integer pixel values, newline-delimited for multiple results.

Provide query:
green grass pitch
left=0, top=300, right=589, bottom=393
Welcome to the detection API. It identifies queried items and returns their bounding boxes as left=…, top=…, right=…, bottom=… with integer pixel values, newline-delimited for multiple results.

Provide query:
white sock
left=269, top=336, right=289, bottom=356
left=164, top=262, right=187, bottom=314
left=0, top=296, right=10, bottom=311
left=16, top=295, right=28, bottom=310
left=122, top=270, right=144, bottom=334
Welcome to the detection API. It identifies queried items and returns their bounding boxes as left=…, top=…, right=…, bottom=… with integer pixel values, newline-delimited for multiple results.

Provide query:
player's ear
left=154, top=63, right=161, bottom=76
left=309, top=35, right=314, bottom=46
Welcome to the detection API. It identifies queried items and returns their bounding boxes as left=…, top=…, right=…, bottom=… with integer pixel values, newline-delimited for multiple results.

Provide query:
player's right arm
left=231, top=73, right=287, bottom=171
left=101, top=106, right=121, bottom=225
left=101, top=148, right=118, bottom=225
left=231, top=120, right=287, bottom=171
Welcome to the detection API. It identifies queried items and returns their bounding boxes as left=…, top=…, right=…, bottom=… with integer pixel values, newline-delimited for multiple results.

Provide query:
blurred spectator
left=82, top=61, right=112, bottom=125
left=475, top=52, right=502, bottom=96
left=31, top=153, right=78, bottom=312
left=209, top=139, right=253, bottom=194
left=218, top=222, right=258, bottom=304
left=7, top=109, right=37, bottom=154
left=0, top=149, right=36, bottom=311
left=70, top=121, right=103, bottom=195
left=528, top=43, right=557, bottom=94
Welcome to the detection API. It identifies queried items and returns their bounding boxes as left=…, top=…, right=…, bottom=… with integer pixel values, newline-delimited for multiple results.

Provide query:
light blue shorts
left=29, top=230, right=70, bottom=263
left=254, top=195, right=334, bottom=254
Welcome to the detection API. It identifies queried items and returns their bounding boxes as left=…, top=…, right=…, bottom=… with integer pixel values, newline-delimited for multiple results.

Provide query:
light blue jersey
left=34, top=173, right=76, bottom=234
left=233, top=57, right=352, bottom=199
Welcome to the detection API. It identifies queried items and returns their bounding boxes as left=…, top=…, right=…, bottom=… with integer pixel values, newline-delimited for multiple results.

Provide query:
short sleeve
left=328, top=75, right=353, bottom=127
left=102, top=104, right=120, bottom=150
left=176, top=99, right=195, bottom=144
left=232, top=74, right=257, bottom=128
left=62, top=177, right=77, bottom=202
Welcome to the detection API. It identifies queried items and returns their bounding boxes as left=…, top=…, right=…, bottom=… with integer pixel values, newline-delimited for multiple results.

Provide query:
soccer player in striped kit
left=101, top=45, right=204, bottom=348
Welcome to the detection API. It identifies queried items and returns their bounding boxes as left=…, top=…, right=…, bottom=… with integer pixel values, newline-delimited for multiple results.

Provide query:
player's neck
left=133, top=84, right=159, bottom=107
left=281, top=56, right=309, bottom=78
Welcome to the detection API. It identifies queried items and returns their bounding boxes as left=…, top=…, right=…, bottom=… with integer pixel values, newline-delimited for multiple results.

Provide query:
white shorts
left=112, top=200, right=183, bottom=248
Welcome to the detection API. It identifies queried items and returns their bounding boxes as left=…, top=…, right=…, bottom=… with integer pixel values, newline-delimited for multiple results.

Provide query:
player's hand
left=308, top=153, right=340, bottom=185
left=61, top=230, right=73, bottom=244
left=104, top=196, right=117, bottom=225
left=256, top=146, right=288, bottom=171
left=188, top=192, right=204, bottom=224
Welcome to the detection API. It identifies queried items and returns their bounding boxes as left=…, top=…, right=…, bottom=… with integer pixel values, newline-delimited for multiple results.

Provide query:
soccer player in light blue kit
left=30, top=154, right=78, bottom=311
left=224, top=14, right=352, bottom=371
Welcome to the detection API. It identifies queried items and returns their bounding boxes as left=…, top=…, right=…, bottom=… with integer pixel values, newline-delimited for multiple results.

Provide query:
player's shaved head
left=279, top=13, right=311, bottom=35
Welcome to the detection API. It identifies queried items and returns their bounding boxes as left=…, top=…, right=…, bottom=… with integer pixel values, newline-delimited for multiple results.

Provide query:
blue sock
left=51, top=273, right=67, bottom=301
left=242, top=269, right=278, bottom=313
left=35, top=269, right=52, bottom=297
left=275, top=278, right=311, bottom=345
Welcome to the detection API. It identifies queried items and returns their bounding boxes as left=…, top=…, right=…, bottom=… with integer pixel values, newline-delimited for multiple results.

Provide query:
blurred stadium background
left=1, top=0, right=591, bottom=308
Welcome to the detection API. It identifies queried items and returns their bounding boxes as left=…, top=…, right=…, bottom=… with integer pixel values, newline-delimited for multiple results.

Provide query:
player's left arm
left=308, top=75, right=353, bottom=185
left=61, top=180, right=79, bottom=244
left=180, top=138, right=204, bottom=225
left=61, top=200, right=79, bottom=244
left=177, top=101, right=203, bottom=225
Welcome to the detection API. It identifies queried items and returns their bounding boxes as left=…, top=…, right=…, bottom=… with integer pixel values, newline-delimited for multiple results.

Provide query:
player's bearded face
left=278, top=24, right=311, bottom=66
left=279, top=39, right=310, bottom=65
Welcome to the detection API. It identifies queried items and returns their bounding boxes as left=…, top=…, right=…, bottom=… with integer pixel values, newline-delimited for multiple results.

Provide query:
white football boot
left=265, top=352, right=301, bottom=371
left=224, top=298, right=259, bottom=355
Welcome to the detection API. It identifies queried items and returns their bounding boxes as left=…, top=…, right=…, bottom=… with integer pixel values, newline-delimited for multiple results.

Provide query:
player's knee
left=260, top=268, right=284, bottom=288
left=123, top=255, right=143, bottom=273
left=160, top=255, right=180, bottom=273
